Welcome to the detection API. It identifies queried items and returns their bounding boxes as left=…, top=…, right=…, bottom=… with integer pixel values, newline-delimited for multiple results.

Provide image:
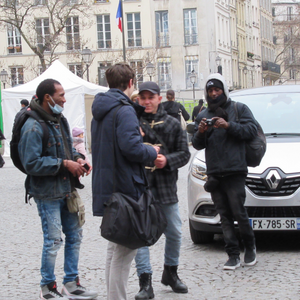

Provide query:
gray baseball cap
left=139, top=82, right=160, bottom=95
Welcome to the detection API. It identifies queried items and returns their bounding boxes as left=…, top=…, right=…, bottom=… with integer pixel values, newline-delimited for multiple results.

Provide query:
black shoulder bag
left=234, top=102, right=266, bottom=167
left=100, top=106, right=167, bottom=249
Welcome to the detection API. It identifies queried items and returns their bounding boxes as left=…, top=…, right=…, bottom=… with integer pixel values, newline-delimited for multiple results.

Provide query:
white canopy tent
left=1, top=60, right=108, bottom=156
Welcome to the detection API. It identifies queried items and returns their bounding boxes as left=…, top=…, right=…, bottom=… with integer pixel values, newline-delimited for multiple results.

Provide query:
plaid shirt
left=140, top=105, right=191, bottom=204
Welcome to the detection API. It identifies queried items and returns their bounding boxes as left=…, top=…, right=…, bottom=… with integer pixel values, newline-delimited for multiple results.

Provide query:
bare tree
left=273, top=3, right=300, bottom=80
left=0, top=0, right=92, bottom=72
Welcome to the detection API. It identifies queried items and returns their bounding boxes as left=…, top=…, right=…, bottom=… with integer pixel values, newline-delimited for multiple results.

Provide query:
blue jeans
left=211, top=174, right=255, bottom=257
left=35, top=198, right=83, bottom=286
left=135, top=202, right=182, bottom=277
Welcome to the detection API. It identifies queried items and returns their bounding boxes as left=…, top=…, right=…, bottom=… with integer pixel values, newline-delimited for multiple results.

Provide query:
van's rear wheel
left=189, top=220, right=214, bottom=244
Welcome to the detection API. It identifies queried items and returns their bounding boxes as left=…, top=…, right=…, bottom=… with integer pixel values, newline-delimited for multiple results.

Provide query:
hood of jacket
left=92, top=88, right=145, bottom=122
left=203, top=73, right=230, bottom=101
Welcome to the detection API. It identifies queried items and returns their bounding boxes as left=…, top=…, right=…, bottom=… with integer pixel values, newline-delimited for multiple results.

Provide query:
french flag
left=116, top=0, right=122, bottom=32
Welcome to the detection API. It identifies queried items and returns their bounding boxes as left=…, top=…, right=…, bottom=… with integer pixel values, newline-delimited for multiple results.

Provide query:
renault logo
left=266, top=170, right=281, bottom=190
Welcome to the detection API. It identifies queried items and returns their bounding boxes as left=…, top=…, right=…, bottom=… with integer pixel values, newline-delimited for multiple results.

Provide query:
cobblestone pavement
left=1, top=147, right=300, bottom=300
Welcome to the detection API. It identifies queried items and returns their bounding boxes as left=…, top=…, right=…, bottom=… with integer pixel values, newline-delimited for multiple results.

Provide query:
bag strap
left=233, top=101, right=240, bottom=123
left=140, top=117, right=169, bottom=154
left=26, top=110, right=49, bottom=153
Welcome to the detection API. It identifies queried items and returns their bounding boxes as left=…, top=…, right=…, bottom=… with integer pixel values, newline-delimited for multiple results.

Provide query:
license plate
left=249, top=218, right=300, bottom=230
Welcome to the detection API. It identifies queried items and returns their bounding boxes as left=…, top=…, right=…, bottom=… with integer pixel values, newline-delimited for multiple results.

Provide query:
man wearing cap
left=192, top=73, right=257, bottom=270
left=134, top=81, right=190, bottom=299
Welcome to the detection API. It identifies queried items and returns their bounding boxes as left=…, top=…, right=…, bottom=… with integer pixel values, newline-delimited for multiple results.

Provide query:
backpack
left=10, top=108, right=49, bottom=174
left=234, top=102, right=266, bottom=167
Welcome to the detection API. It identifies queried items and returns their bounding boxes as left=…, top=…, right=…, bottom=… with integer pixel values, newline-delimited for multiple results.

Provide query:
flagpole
left=121, top=0, right=126, bottom=62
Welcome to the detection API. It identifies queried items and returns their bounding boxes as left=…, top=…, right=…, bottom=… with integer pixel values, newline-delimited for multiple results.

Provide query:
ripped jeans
left=35, top=198, right=83, bottom=286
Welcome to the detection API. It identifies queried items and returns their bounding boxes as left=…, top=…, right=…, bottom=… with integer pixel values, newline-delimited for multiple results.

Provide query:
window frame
left=96, top=14, right=112, bottom=49
left=155, top=10, right=169, bottom=47
left=127, top=12, right=142, bottom=47
left=66, top=16, right=80, bottom=50
left=7, top=25, right=22, bottom=54
left=183, top=8, right=198, bottom=46
left=10, top=66, right=24, bottom=87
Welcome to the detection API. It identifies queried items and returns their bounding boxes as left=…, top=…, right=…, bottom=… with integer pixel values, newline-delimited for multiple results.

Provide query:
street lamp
left=189, top=70, right=197, bottom=99
left=0, top=69, right=8, bottom=89
left=215, top=55, right=222, bottom=74
left=81, top=47, right=92, bottom=82
left=146, top=62, right=154, bottom=81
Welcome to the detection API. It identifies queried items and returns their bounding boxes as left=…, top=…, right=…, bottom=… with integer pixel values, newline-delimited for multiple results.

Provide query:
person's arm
left=180, top=104, right=190, bottom=121
left=163, top=122, right=191, bottom=171
left=116, top=106, right=158, bottom=163
left=226, top=103, right=257, bottom=140
left=191, top=113, right=207, bottom=150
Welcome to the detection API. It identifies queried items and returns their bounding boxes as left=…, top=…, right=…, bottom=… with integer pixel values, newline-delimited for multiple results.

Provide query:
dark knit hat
left=206, top=79, right=224, bottom=93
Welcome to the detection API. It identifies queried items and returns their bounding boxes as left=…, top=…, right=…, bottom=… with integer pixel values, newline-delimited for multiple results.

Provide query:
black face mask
left=207, top=93, right=227, bottom=111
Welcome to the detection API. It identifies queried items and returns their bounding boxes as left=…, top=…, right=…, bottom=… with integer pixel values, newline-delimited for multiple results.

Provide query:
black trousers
left=211, top=174, right=255, bottom=257
left=0, top=154, right=4, bottom=168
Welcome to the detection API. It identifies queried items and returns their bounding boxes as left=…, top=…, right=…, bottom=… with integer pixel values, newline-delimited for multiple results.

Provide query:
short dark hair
left=105, top=63, right=135, bottom=91
left=166, top=89, right=175, bottom=100
left=36, top=79, right=61, bottom=103
left=20, top=99, right=29, bottom=106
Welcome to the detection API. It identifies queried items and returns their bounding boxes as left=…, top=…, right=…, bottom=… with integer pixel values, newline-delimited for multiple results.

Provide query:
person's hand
left=77, top=158, right=92, bottom=176
left=64, top=160, right=86, bottom=177
left=212, top=117, right=229, bottom=129
left=140, top=127, right=145, bottom=137
left=153, top=145, right=160, bottom=154
left=198, top=118, right=208, bottom=133
left=154, top=154, right=167, bottom=169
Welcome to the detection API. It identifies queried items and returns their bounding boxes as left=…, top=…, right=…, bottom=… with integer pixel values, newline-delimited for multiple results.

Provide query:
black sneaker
left=223, top=256, right=241, bottom=270
left=244, top=247, right=257, bottom=266
left=40, top=281, right=68, bottom=299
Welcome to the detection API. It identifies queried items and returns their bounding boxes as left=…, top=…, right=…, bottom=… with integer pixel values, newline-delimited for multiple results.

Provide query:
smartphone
left=83, top=163, right=90, bottom=171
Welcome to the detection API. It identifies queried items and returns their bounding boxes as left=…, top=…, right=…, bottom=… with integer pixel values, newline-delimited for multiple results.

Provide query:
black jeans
left=0, top=154, right=4, bottom=168
left=211, top=174, right=255, bottom=257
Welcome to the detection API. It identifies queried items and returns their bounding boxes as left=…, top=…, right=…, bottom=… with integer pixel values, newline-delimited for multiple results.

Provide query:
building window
left=66, top=16, right=80, bottom=50
left=5, top=0, right=19, bottom=5
left=98, top=62, right=112, bottom=86
left=127, top=13, right=141, bottom=47
left=69, top=64, right=83, bottom=78
left=10, top=66, right=24, bottom=86
left=287, top=7, right=293, bottom=21
left=65, top=0, right=78, bottom=4
left=36, top=18, right=50, bottom=51
left=130, top=60, right=143, bottom=88
left=185, top=59, right=198, bottom=88
left=158, top=61, right=172, bottom=90
left=35, top=0, right=46, bottom=5
left=97, top=15, right=111, bottom=49
left=155, top=11, right=169, bottom=47
left=183, top=8, right=198, bottom=45
left=7, top=25, right=22, bottom=54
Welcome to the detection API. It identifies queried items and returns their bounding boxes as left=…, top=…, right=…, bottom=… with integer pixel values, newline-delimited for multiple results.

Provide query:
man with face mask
left=18, top=79, right=98, bottom=300
left=192, top=73, right=257, bottom=270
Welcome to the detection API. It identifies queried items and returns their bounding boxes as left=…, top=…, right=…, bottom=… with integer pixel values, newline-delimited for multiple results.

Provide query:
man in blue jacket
left=19, top=79, right=97, bottom=299
left=91, top=63, right=159, bottom=300
left=192, top=73, right=257, bottom=270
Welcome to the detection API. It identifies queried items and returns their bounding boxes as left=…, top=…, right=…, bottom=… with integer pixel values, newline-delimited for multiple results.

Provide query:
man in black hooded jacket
left=192, top=73, right=257, bottom=270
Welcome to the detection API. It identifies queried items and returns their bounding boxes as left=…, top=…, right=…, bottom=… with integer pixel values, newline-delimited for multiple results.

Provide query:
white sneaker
left=40, top=281, right=69, bottom=299
left=61, top=277, right=98, bottom=299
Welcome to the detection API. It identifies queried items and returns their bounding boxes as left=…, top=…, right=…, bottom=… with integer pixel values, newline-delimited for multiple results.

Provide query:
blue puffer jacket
left=19, top=115, right=79, bottom=201
left=91, top=89, right=157, bottom=216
